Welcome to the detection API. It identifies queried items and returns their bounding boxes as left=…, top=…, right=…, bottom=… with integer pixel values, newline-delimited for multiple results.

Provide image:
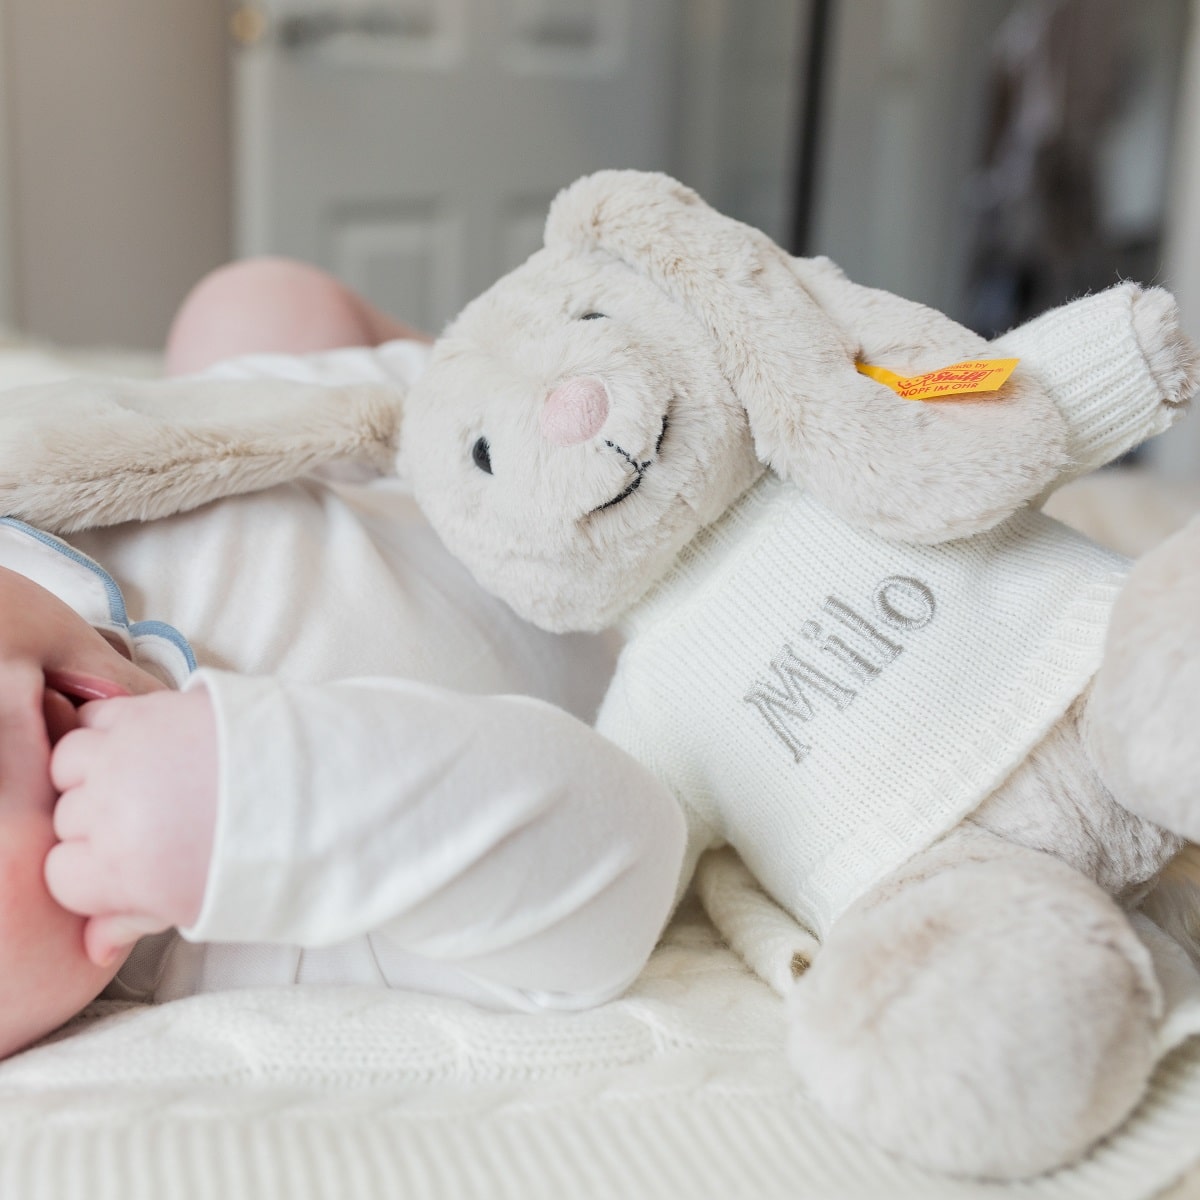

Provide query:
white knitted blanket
left=1, top=888, right=1198, bottom=1200
left=1, top=344, right=1197, bottom=1200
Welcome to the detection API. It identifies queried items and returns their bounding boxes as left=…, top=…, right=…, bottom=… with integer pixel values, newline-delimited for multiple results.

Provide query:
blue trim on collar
left=0, top=517, right=196, bottom=672
left=0, top=517, right=128, bottom=623
left=129, top=619, right=197, bottom=673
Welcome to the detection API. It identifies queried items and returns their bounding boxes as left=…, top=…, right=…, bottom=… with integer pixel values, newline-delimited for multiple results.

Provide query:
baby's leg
left=165, top=257, right=428, bottom=376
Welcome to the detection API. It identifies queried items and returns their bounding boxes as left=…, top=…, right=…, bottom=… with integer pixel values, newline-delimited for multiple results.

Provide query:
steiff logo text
left=743, top=576, right=936, bottom=763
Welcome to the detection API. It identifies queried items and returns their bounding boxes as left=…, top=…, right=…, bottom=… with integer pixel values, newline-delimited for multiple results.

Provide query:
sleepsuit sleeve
left=179, top=668, right=687, bottom=1009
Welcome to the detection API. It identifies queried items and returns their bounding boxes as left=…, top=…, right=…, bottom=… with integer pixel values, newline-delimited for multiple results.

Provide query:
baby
left=0, top=259, right=686, bottom=1058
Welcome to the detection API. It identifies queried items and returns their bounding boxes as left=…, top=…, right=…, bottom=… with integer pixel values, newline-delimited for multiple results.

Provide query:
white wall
left=0, top=0, right=232, bottom=348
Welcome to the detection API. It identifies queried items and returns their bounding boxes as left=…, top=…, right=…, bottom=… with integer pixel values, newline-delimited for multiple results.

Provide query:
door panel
left=233, top=0, right=680, bottom=332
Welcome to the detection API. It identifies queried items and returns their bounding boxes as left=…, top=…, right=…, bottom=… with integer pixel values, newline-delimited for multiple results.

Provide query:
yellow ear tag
left=856, top=357, right=1019, bottom=401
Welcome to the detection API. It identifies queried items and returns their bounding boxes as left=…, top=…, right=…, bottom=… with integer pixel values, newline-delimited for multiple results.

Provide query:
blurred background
left=0, top=0, right=1198, bottom=476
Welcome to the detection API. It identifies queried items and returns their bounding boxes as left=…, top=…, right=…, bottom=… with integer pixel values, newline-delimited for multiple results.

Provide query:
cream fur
left=0, top=375, right=401, bottom=533
left=788, top=823, right=1163, bottom=1178
left=397, top=172, right=1200, bottom=1179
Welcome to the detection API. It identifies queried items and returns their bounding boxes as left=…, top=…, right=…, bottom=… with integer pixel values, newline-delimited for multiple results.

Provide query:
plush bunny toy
left=396, top=172, right=1200, bottom=1180
left=0, top=170, right=1195, bottom=1181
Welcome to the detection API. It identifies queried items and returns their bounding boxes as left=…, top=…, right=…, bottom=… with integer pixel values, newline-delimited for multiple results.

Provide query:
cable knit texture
left=0, top=896, right=1197, bottom=1200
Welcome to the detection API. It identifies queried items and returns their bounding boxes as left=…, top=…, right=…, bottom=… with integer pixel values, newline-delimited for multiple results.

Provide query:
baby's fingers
left=44, top=839, right=121, bottom=917
left=83, top=915, right=164, bottom=970
left=46, top=843, right=160, bottom=967
left=74, top=697, right=129, bottom=732
left=51, top=784, right=98, bottom=842
left=48, top=726, right=104, bottom=792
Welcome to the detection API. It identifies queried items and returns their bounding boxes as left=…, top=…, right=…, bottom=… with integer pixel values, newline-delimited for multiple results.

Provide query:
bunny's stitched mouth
left=589, top=414, right=669, bottom=515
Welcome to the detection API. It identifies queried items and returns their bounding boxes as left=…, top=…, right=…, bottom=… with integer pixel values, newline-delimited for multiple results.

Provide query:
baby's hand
left=46, top=687, right=218, bottom=967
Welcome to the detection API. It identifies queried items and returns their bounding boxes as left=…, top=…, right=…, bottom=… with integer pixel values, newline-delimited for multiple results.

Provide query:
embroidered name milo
left=744, top=576, right=936, bottom=763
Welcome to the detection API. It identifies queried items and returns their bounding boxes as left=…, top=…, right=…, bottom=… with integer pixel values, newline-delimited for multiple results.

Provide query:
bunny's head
left=403, top=171, right=1067, bottom=632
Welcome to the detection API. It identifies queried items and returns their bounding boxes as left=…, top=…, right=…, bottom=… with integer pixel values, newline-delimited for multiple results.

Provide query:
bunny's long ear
left=544, top=170, right=1067, bottom=543
left=0, top=375, right=402, bottom=534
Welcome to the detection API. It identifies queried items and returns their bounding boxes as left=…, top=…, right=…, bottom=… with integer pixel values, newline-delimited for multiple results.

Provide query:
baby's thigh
left=165, top=258, right=376, bottom=375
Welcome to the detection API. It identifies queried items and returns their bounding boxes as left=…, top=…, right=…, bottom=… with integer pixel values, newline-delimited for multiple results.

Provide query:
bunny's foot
left=787, top=826, right=1161, bottom=1179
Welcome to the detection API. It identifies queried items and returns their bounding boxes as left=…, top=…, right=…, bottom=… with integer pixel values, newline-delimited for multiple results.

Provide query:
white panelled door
left=231, top=0, right=681, bottom=333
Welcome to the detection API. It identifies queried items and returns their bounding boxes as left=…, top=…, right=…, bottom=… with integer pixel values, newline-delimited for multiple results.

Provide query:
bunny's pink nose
left=541, top=377, right=609, bottom=446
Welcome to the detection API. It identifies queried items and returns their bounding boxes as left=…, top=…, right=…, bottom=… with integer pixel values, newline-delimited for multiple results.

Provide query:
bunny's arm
left=990, top=283, right=1196, bottom=485
left=794, top=252, right=1194, bottom=485
left=0, top=374, right=403, bottom=534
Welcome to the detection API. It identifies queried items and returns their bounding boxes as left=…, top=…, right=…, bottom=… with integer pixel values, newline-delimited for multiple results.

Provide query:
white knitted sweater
left=599, top=482, right=1127, bottom=936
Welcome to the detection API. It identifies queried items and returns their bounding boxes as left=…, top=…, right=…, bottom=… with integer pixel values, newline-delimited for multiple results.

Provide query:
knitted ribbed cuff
left=992, top=283, right=1193, bottom=481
